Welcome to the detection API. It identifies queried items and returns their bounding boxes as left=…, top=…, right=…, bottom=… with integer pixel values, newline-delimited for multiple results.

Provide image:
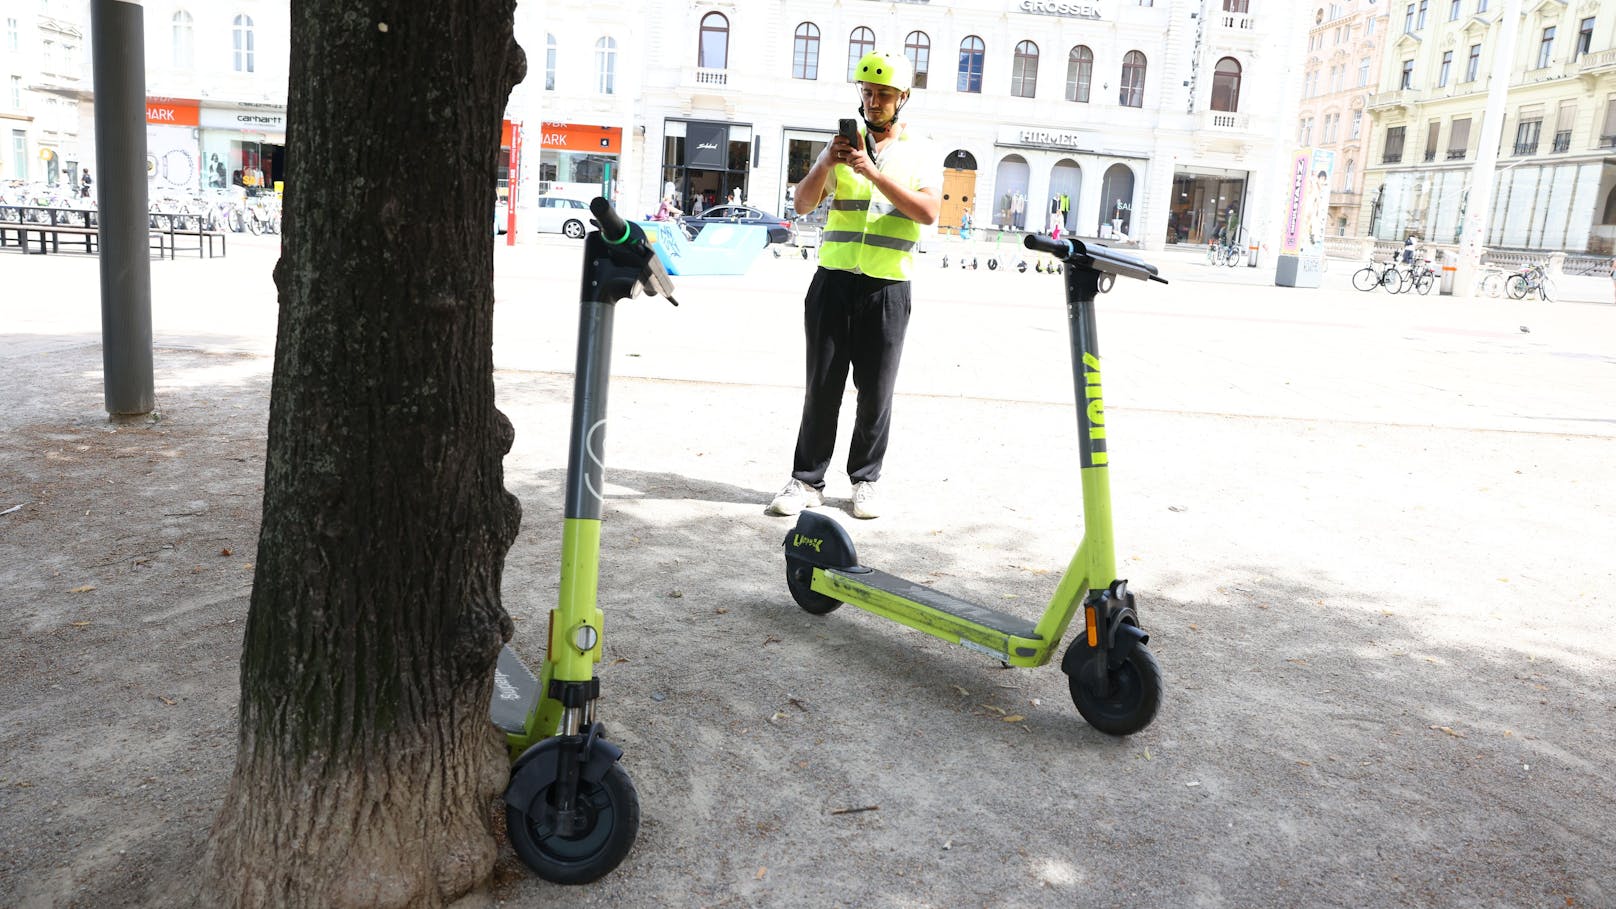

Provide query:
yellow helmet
left=853, top=51, right=913, bottom=92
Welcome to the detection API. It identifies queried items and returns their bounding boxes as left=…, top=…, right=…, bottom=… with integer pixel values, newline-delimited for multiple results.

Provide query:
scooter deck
left=491, top=644, right=541, bottom=735
left=825, top=567, right=1042, bottom=640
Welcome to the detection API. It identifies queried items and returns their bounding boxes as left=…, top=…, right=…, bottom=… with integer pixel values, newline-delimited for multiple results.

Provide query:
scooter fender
left=504, top=728, right=624, bottom=810
left=1060, top=585, right=1150, bottom=681
left=782, top=510, right=859, bottom=570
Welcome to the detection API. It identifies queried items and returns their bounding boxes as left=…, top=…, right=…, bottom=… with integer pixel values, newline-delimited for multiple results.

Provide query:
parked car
left=681, top=204, right=794, bottom=245
left=495, top=195, right=593, bottom=239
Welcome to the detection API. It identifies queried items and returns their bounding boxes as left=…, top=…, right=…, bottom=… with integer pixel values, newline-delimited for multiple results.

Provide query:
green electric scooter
left=784, top=234, right=1166, bottom=736
left=490, top=198, right=676, bottom=883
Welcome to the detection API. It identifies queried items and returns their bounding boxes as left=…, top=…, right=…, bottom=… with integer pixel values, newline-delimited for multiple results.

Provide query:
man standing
left=766, top=51, right=940, bottom=520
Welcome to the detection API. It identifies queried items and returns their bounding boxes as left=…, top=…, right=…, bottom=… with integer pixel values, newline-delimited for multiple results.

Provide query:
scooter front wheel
left=786, top=559, right=840, bottom=615
left=507, top=762, right=640, bottom=884
left=1066, top=639, right=1162, bottom=736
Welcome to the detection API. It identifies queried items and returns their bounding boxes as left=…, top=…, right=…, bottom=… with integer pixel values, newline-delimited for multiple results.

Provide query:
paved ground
left=2, top=231, right=1614, bottom=908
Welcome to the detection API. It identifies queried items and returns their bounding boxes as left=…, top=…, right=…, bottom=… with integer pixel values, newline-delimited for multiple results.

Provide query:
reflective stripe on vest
left=818, top=145, right=923, bottom=281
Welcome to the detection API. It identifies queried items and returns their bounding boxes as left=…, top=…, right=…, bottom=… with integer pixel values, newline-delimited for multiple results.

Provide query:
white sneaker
left=767, top=479, right=824, bottom=516
left=851, top=481, right=880, bottom=519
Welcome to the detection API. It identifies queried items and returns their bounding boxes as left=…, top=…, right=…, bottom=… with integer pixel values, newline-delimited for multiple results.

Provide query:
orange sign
left=501, top=119, right=514, bottom=148
left=538, top=122, right=621, bottom=154
left=146, top=98, right=200, bottom=127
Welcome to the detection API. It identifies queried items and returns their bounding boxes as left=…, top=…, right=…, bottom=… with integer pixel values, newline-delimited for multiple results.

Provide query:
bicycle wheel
left=1226, top=248, right=1244, bottom=268
left=1352, top=267, right=1379, bottom=292
left=1537, top=278, right=1554, bottom=302
left=1507, top=275, right=1527, bottom=299
left=1481, top=273, right=1503, bottom=298
left=1381, top=269, right=1406, bottom=293
left=1414, top=273, right=1434, bottom=295
left=1206, top=245, right=1218, bottom=266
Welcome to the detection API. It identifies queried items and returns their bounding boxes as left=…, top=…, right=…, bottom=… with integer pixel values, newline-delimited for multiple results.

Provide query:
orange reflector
left=1085, top=606, right=1098, bottom=647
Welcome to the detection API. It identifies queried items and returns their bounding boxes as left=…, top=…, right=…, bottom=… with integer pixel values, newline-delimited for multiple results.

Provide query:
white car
left=494, top=195, right=594, bottom=239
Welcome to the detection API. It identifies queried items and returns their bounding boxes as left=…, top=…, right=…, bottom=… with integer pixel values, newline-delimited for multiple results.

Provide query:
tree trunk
left=203, top=4, right=526, bottom=906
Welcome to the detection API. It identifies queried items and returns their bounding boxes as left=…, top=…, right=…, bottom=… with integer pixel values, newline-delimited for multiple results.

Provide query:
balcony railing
left=1446, top=149, right=1468, bottom=160
left=1367, top=90, right=1413, bottom=110
left=1552, top=131, right=1571, bottom=153
left=1423, top=149, right=1437, bottom=162
left=1201, top=110, right=1250, bottom=130
left=1329, top=191, right=1361, bottom=206
left=1218, top=14, right=1257, bottom=30
left=684, top=66, right=730, bottom=88
left=1383, top=150, right=1404, bottom=164
left=1577, top=47, right=1616, bottom=74
left=1512, top=141, right=1538, bottom=156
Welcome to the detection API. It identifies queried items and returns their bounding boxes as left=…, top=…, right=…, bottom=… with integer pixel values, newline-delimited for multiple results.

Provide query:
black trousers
left=791, top=267, right=912, bottom=487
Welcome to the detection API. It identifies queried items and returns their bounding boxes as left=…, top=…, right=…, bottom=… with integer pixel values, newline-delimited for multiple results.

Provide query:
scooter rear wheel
left=1066, top=639, right=1162, bottom=736
left=786, top=559, right=841, bottom=615
left=507, top=762, right=640, bottom=884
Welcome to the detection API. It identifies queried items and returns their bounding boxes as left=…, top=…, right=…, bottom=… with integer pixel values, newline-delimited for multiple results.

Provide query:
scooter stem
left=1064, top=264, right=1117, bottom=586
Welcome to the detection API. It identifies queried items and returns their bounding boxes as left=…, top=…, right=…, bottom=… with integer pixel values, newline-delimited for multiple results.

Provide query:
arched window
left=595, top=36, right=616, bottom=94
left=545, top=33, right=556, bottom=90
left=1211, top=57, right=1241, bottom=112
left=1100, top=163, right=1136, bottom=235
left=1602, top=185, right=1616, bottom=224
left=698, top=12, right=728, bottom=70
left=1119, top=50, right=1146, bottom=108
left=1066, top=45, right=1093, bottom=103
left=232, top=14, right=254, bottom=73
left=905, top=30, right=930, bottom=89
left=172, top=11, right=193, bottom=69
left=957, top=35, right=985, bottom=93
left=1011, top=40, right=1039, bottom=98
left=793, top=22, right=820, bottom=80
left=847, top=27, right=875, bottom=82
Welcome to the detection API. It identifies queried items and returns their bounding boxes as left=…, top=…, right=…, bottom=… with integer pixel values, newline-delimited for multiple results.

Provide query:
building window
left=1602, top=95, right=1616, bottom=147
left=793, top=23, right=820, bottom=81
left=847, top=27, right=875, bottom=82
left=1358, top=57, right=1370, bottom=86
left=1344, top=158, right=1355, bottom=188
left=1553, top=100, right=1575, bottom=152
left=905, top=31, right=930, bottom=89
left=1324, top=112, right=1339, bottom=143
left=595, top=36, right=616, bottom=94
left=172, top=11, right=193, bottom=69
left=1119, top=50, right=1146, bottom=108
left=232, top=14, right=254, bottom=73
left=1299, top=116, right=1313, bottom=145
left=1404, top=3, right=1415, bottom=33
left=1351, top=109, right=1363, bottom=138
left=545, top=34, right=556, bottom=90
left=1383, top=125, right=1406, bottom=163
left=698, top=12, right=728, bottom=71
left=1424, top=119, right=1441, bottom=160
left=5, top=18, right=16, bottom=52
left=1465, top=43, right=1481, bottom=81
left=1537, top=26, right=1555, bottom=69
left=1066, top=45, right=1093, bottom=102
left=1514, top=117, right=1542, bottom=156
left=1447, top=117, right=1470, bottom=159
left=1224, top=0, right=1249, bottom=11
left=1449, top=0, right=1461, bottom=20
left=1011, top=40, right=1038, bottom=98
left=1576, top=17, right=1595, bottom=60
left=1400, top=59, right=1414, bottom=89
left=9, top=75, right=20, bottom=109
left=957, top=35, right=985, bottom=93
left=1477, top=0, right=1488, bottom=11
left=11, top=129, right=26, bottom=180
left=1438, top=50, right=1452, bottom=86
left=1211, top=57, right=1241, bottom=111
left=1416, top=0, right=1429, bottom=30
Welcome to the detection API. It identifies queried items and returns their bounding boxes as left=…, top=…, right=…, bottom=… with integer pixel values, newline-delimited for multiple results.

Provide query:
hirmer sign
left=1017, top=0, right=1103, bottom=19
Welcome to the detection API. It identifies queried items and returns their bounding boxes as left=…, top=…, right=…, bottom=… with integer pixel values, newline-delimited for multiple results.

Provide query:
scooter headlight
left=571, top=624, right=599, bottom=653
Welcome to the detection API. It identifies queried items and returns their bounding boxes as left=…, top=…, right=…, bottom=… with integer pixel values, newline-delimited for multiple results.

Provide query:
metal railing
left=1551, top=131, right=1571, bottom=153
left=1446, top=149, right=1467, bottom=160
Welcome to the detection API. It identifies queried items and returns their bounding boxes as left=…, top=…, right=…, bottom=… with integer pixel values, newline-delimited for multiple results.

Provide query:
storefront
left=145, top=97, right=201, bottom=195
left=536, top=121, right=621, bottom=200
left=200, top=102, right=287, bottom=192
left=1168, top=166, right=1249, bottom=245
left=659, top=118, right=751, bottom=215
left=782, top=126, right=832, bottom=223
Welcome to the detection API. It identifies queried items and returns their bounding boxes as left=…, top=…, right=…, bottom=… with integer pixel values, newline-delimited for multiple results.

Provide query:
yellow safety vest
left=819, top=130, right=924, bottom=281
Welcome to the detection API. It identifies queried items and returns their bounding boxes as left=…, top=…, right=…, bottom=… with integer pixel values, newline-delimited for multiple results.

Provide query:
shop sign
left=685, top=122, right=728, bottom=170
left=1015, top=0, right=1103, bottom=19
left=146, top=98, right=200, bottom=127
left=538, top=122, right=621, bottom=154
left=200, top=106, right=287, bottom=133
left=997, top=125, right=1098, bottom=151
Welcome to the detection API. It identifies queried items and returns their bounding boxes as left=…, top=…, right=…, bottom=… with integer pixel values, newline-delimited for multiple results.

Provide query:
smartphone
left=837, top=118, right=859, bottom=146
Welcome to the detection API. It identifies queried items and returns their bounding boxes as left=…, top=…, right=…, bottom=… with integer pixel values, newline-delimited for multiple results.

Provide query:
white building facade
left=513, top=0, right=1315, bottom=252
left=1, top=0, right=89, bottom=188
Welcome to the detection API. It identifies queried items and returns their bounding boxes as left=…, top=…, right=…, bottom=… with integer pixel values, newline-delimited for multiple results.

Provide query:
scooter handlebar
left=1022, top=234, right=1167, bottom=285
left=1024, top=234, right=1072, bottom=258
left=588, top=197, right=679, bottom=304
left=590, top=197, right=632, bottom=245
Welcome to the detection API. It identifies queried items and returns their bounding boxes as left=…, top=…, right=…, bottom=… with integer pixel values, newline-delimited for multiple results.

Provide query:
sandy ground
left=2, top=234, right=1615, bottom=908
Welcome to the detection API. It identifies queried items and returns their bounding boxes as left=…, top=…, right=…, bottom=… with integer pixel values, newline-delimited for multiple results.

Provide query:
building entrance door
left=939, top=168, right=977, bottom=235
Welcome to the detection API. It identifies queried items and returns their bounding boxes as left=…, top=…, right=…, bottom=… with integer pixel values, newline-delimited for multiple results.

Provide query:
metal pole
left=91, top=0, right=154, bottom=417
left=1453, top=0, right=1523, bottom=298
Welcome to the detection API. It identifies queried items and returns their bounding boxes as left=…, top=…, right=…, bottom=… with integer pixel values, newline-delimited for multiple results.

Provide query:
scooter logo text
left=1083, top=352, right=1108, bottom=466
left=493, top=668, right=520, bottom=701
left=792, top=534, right=823, bottom=553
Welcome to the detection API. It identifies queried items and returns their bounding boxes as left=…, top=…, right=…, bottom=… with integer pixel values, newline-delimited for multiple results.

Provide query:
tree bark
left=202, top=3, right=526, bottom=906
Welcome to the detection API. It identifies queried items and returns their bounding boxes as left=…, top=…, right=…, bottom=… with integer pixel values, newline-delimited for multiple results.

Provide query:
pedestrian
left=766, top=50, right=940, bottom=520
left=1402, top=235, right=1417, bottom=265
left=80, top=167, right=92, bottom=199
left=1609, top=255, right=1616, bottom=305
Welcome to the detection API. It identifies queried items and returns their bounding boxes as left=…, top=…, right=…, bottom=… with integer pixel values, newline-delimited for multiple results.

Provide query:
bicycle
left=1351, top=259, right=1405, bottom=293
left=1405, top=259, right=1437, bottom=296
left=1507, top=263, right=1554, bottom=301
left=1476, top=266, right=1507, bottom=298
